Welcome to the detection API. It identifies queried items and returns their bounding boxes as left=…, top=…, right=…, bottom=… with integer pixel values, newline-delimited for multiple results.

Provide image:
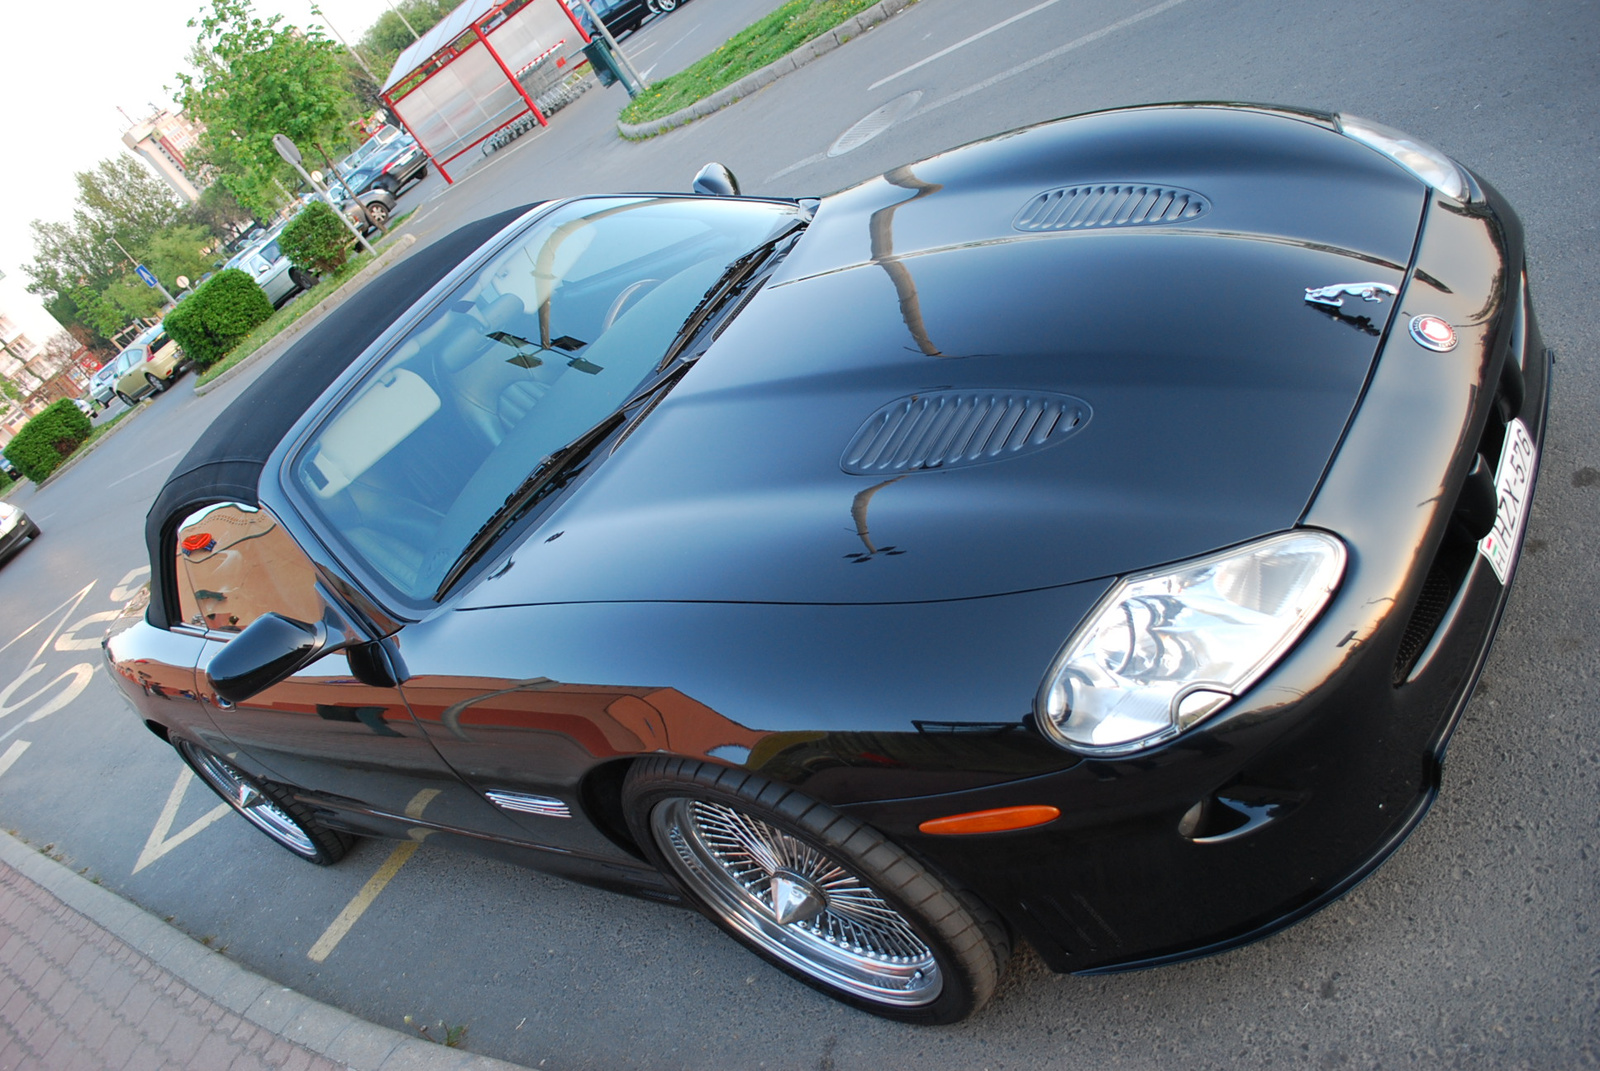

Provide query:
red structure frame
left=381, top=0, right=595, bottom=184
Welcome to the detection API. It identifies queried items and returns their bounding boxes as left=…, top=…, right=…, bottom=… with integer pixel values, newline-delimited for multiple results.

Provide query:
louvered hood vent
left=1014, top=183, right=1210, bottom=231
left=842, top=390, right=1090, bottom=475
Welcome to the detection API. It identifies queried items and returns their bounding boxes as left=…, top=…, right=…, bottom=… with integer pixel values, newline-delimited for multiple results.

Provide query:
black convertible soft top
left=144, top=206, right=533, bottom=628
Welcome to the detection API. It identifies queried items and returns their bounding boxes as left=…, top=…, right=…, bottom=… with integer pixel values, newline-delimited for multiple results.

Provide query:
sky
left=0, top=0, right=404, bottom=341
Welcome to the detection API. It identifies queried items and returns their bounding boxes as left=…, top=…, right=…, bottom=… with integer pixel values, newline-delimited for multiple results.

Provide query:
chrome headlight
left=1036, top=531, right=1346, bottom=755
left=1336, top=114, right=1471, bottom=202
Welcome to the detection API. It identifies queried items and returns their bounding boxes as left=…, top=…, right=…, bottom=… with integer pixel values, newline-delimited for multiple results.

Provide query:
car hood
left=461, top=106, right=1426, bottom=609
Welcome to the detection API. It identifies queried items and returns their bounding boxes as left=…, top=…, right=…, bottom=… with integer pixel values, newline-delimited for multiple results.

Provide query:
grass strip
left=193, top=254, right=373, bottom=386
left=83, top=406, right=134, bottom=447
left=619, top=0, right=882, bottom=124
left=193, top=214, right=417, bottom=387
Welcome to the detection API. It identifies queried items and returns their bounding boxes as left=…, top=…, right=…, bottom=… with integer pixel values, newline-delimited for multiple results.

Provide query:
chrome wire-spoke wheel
left=652, top=796, right=942, bottom=1006
left=186, top=745, right=318, bottom=856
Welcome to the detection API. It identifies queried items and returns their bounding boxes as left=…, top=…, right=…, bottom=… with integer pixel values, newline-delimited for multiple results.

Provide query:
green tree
left=73, top=157, right=186, bottom=252
left=358, top=0, right=451, bottom=73
left=147, top=224, right=215, bottom=289
left=191, top=182, right=257, bottom=241
left=22, top=154, right=186, bottom=346
left=75, top=279, right=163, bottom=340
left=178, top=0, right=360, bottom=216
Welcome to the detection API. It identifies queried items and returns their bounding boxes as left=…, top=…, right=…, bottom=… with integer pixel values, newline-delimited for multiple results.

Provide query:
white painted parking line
left=111, top=450, right=183, bottom=487
left=906, top=0, right=1196, bottom=121
left=0, top=741, right=31, bottom=780
left=867, top=0, right=1069, bottom=91
left=766, top=0, right=1197, bottom=185
left=109, top=566, right=150, bottom=605
left=653, top=25, right=699, bottom=65
left=133, top=767, right=231, bottom=874
left=306, top=789, right=441, bottom=963
left=54, top=611, right=121, bottom=652
left=0, top=582, right=97, bottom=658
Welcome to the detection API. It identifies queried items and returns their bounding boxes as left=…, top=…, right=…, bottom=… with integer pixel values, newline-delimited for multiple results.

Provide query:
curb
left=195, top=233, right=419, bottom=398
left=616, top=0, right=918, bottom=140
left=0, top=829, right=529, bottom=1071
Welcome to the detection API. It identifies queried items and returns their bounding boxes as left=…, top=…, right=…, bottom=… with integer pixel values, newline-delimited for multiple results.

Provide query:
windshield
left=290, top=196, right=799, bottom=605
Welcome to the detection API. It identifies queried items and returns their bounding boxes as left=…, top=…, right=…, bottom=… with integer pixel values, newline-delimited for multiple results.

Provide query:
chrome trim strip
left=485, top=790, right=572, bottom=818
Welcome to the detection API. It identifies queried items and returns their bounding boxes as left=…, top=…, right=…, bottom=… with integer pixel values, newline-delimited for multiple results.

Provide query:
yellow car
left=111, top=326, right=187, bottom=405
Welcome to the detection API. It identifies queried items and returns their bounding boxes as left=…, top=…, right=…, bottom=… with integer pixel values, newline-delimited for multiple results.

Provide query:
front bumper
left=844, top=191, right=1550, bottom=973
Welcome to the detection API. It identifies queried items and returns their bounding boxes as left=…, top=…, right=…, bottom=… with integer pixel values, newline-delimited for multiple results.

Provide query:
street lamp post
left=384, top=0, right=420, bottom=42
left=108, top=235, right=177, bottom=307
left=272, top=134, right=376, bottom=257
left=571, top=0, right=649, bottom=96
left=311, top=3, right=380, bottom=83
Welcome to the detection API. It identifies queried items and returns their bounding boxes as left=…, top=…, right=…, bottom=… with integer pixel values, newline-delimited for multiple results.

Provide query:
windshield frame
left=269, top=193, right=804, bottom=620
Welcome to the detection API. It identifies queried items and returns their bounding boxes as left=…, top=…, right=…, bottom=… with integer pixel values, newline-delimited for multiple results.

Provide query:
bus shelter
left=381, top=0, right=595, bottom=183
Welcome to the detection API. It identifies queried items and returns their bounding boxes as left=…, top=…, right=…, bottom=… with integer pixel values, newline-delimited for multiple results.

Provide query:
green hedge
left=164, top=269, right=275, bottom=369
left=281, top=201, right=353, bottom=275
left=3, top=399, right=93, bottom=482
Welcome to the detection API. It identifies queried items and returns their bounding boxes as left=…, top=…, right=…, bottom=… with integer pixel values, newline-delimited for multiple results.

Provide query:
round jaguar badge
left=1409, top=315, right=1458, bottom=352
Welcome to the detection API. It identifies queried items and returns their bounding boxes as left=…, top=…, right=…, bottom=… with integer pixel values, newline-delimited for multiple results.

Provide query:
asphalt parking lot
left=1, top=0, right=1596, bottom=1066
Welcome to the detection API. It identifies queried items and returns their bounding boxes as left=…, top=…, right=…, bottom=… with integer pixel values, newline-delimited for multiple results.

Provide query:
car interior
left=292, top=197, right=796, bottom=603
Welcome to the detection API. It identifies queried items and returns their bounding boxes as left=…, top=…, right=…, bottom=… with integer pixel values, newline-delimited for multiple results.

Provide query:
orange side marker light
left=918, top=805, right=1061, bottom=836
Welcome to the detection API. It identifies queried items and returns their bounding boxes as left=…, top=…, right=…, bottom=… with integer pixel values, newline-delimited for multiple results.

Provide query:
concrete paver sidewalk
left=0, top=833, right=524, bottom=1071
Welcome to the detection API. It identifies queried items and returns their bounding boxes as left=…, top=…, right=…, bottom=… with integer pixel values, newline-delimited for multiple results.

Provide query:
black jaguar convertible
left=106, top=103, right=1548, bottom=1024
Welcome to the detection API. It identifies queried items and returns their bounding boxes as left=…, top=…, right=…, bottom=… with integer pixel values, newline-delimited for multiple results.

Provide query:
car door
left=177, top=502, right=530, bottom=841
left=113, top=349, right=141, bottom=398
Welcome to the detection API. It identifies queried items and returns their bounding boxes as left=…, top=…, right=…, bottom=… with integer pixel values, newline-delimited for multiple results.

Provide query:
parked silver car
left=88, top=364, right=118, bottom=407
left=228, top=224, right=314, bottom=308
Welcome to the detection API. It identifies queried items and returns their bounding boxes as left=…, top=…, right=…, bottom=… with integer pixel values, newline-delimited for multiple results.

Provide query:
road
left=1, top=0, right=1596, bottom=1067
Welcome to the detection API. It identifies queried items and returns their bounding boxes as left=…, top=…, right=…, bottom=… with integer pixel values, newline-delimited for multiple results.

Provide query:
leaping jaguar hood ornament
left=1304, top=281, right=1400, bottom=308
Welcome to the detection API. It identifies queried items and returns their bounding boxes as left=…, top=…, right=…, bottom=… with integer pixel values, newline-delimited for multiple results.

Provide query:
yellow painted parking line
left=306, top=789, right=441, bottom=963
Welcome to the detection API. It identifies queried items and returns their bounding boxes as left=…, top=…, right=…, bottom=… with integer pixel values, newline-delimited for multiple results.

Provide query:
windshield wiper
left=656, top=221, right=806, bottom=372
left=431, top=411, right=627, bottom=601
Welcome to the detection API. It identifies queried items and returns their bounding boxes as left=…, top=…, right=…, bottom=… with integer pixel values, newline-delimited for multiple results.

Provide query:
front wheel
left=655, top=0, right=678, bottom=10
left=365, top=202, right=390, bottom=228
left=289, top=267, right=319, bottom=291
left=177, top=739, right=351, bottom=864
left=623, top=758, right=1009, bottom=1023
left=116, top=390, right=136, bottom=407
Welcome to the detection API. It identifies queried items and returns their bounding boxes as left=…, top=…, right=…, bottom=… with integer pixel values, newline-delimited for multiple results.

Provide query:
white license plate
left=1478, top=417, right=1537, bottom=584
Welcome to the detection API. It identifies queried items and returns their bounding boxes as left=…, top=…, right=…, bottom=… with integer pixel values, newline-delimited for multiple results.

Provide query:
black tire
left=177, top=739, right=351, bottom=865
left=655, top=0, right=678, bottom=10
left=365, top=202, right=390, bottom=228
left=289, top=267, right=319, bottom=291
left=623, top=758, right=1009, bottom=1024
left=144, top=372, right=166, bottom=394
left=116, top=390, right=136, bottom=407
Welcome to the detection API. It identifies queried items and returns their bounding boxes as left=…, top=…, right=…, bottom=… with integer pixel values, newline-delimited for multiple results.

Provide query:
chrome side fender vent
left=485, top=790, right=572, bottom=818
left=1014, top=184, right=1210, bottom=231
left=842, top=390, right=1090, bottom=475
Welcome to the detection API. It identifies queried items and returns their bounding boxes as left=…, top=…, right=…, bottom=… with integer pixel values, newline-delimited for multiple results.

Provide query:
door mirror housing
left=207, top=613, right=327, bottom=705
left=692, top=163, right=740, bottom=197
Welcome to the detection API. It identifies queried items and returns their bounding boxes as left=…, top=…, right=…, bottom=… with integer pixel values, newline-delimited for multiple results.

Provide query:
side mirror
left=207, top=613, right=326, bottom=705
left=692, top=162, right=740, bottom=197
